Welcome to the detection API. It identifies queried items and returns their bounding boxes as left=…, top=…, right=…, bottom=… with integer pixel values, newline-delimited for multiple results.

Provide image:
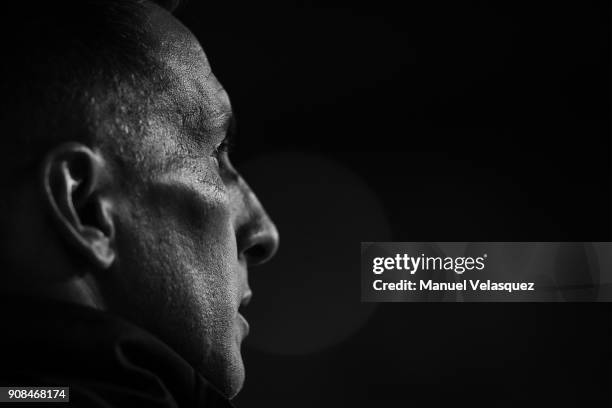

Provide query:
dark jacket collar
left=0, top=296, right=234, bottom=407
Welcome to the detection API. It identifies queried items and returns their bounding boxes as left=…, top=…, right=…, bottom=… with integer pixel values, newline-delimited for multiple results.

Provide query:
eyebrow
left=181, top=105, right=236, bottom=144
left=218, top=111, right=235, bottom=136
left=211, top=111, right=237, bottom=150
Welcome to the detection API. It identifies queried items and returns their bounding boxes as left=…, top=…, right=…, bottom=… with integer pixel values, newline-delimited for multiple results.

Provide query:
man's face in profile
left=104, top=4, right=279, bottom=398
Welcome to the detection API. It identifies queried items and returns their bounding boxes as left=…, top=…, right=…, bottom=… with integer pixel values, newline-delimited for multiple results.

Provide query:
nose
left=234, top=178, right=279, bottom=266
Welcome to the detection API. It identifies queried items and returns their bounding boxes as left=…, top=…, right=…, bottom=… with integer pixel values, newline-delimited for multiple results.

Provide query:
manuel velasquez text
left=372, top=280, right=535, bottom=293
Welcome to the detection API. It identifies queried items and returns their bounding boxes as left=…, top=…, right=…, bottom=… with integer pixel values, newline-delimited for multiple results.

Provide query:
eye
left=212, top=137, right=233, bottom=170
left=214, top=138, right=230, bottom=156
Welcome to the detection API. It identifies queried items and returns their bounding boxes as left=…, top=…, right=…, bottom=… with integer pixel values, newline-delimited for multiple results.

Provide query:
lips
left=238, top=313, right=250, bottom=337
left=238, top=290, right=252, bottom=337
left=240, top=290, right=252, bottom=308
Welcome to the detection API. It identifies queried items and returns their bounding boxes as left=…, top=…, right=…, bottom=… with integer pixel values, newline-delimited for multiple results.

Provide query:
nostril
left=236, top=210, right=280, bottom=266
left=245, top=244, right=265, bottom=263
left=244, top=240, right=276, bottom=266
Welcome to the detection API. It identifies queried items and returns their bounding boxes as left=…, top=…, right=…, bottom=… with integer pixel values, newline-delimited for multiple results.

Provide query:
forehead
left=146, top=4, right=231, bottom=129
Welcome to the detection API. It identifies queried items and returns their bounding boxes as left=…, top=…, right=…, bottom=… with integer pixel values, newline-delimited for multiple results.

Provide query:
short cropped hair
left=0, top=0, right=181, bottom=190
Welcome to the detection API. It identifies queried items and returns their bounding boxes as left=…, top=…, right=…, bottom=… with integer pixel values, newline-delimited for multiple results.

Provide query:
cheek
left=112, top=180, right=240, bottom=352
left=140, top=180, right=238, bottom=294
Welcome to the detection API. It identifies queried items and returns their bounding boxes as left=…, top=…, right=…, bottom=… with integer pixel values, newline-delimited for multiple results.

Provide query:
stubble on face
left=107, top=3, right=250, bottom=398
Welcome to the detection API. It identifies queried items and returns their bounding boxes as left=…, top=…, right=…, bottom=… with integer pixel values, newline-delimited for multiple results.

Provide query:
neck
left=1, top=274, right=106, bottom=310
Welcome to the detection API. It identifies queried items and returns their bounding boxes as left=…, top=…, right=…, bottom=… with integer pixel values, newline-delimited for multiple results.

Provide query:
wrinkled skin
left=101, top=4, right=279, bottom=398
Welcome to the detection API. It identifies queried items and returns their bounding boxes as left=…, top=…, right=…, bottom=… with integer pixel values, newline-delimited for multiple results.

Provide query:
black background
left=180, top=1, right=610, bottom=406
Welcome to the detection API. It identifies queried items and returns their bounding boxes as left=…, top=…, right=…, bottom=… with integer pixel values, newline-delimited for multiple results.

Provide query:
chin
left=225, top=349, right=246, bottom=399
left=213, top=362, right=244, bottom=400
left=226, top=368, right=245, bottom=400
left=202, top=345, right=245, bottom=400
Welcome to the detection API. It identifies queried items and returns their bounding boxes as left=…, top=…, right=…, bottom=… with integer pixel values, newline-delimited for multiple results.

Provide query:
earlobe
left=41, top=143, right=116, bottom=270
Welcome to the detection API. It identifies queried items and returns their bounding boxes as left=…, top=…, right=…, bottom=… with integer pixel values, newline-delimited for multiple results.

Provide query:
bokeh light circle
left=239, top=152, right=391, bottom=355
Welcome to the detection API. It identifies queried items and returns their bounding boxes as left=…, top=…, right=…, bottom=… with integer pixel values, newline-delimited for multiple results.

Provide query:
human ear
left=41, top=143, right=115, bottom=269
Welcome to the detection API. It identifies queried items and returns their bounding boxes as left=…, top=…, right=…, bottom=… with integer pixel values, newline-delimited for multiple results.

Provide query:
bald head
left=0, top=1, right=190, bottom=186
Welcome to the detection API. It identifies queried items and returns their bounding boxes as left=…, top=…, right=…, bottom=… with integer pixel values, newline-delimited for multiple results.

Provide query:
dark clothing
left=0, top=297, right=233, bottom=407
